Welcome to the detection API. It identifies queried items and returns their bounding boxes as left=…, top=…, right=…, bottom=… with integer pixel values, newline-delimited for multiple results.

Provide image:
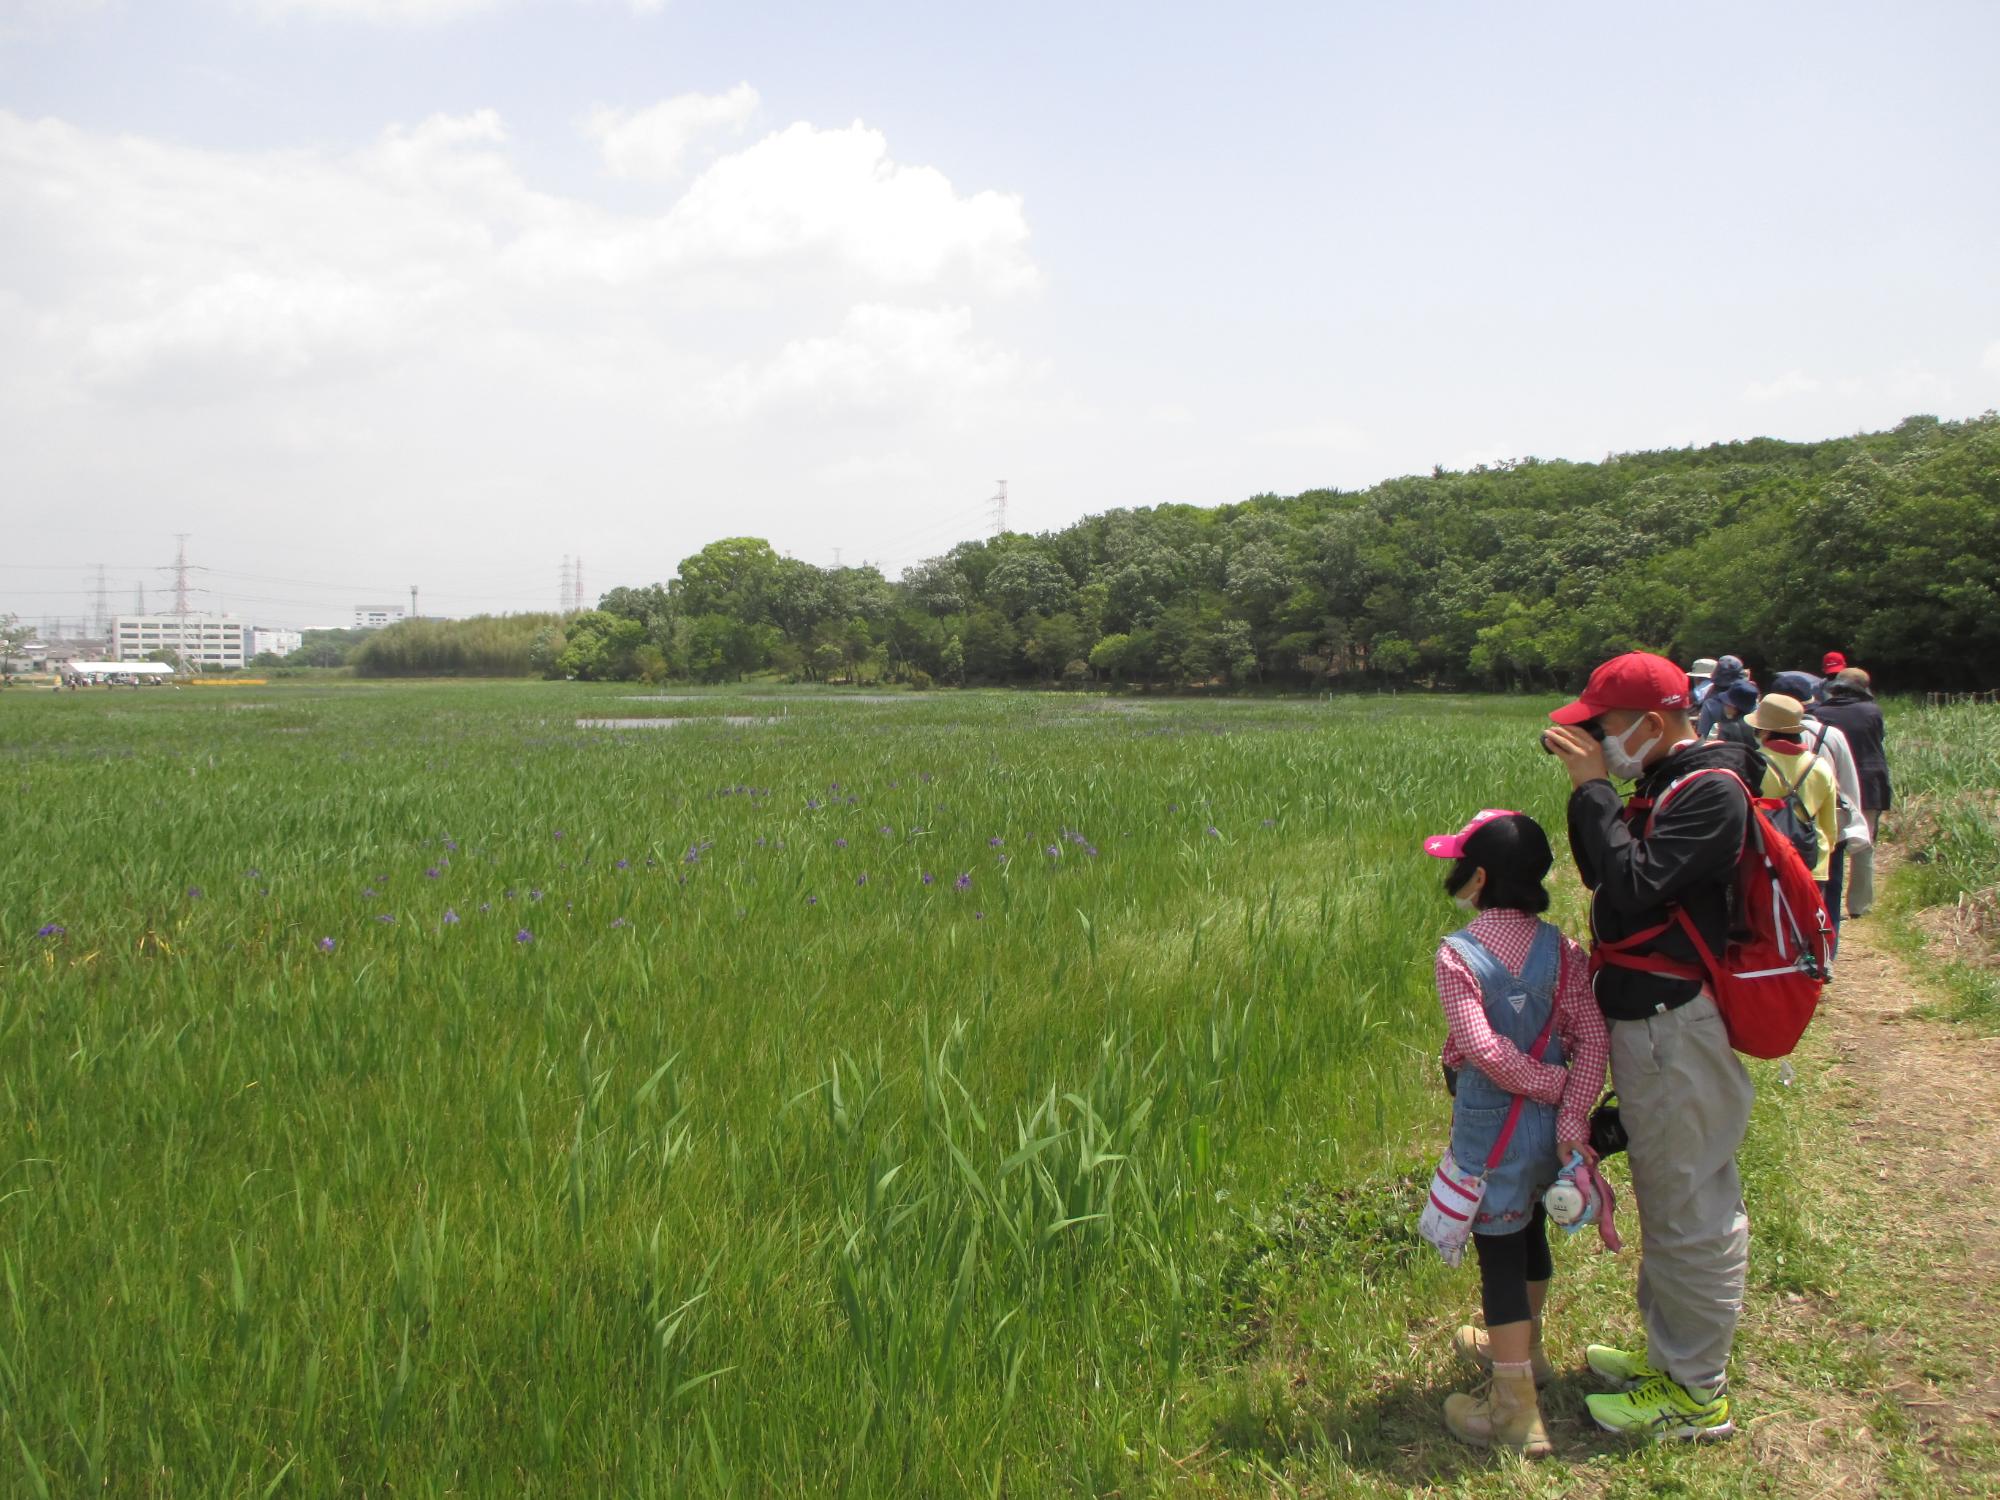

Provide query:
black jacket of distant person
left=1811, top=682, right=1893, bottom=811
left=1567, top=737, right=1764, bottom=1022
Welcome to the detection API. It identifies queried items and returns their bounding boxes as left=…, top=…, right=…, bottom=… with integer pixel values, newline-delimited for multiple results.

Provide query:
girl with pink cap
left=1422, top=809, right=1611, bottom=1457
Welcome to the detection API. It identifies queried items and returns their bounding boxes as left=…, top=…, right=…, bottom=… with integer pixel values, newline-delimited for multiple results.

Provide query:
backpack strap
left=1593, top=767, right=1751, bottom=987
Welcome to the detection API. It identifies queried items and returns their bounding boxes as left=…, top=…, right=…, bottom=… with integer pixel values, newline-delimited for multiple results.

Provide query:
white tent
left=69, top=661, right=176, bottom=677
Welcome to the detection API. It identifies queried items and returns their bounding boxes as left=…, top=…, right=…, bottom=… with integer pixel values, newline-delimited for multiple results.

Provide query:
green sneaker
left=1584, top=1343, right=1661, bottom=1390
left=1586, top=1375, right=1735, bottom=1442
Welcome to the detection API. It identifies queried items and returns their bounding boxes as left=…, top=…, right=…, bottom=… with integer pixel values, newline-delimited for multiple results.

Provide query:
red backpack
left=1593, top=767, right=1831, bottom=1059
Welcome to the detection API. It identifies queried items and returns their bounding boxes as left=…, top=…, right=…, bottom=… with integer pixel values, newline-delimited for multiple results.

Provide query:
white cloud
left=1743, top=369, right=1820, bottom=402
left=708, top=304, right=1020, bottom=421
left=0, top=104, right=1038, bottom=407
left=1253, top=419, right=1368, bottom=452
left=653, top=123, right=1038, bottom=296
left=588, top=84, right=758, bottom=182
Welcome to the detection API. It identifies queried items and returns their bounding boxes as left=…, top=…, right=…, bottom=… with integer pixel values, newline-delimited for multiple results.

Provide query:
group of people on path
left=1691, top=651, right=1893, bottom=952
left=1421, top=648, right=1893, bottom=1457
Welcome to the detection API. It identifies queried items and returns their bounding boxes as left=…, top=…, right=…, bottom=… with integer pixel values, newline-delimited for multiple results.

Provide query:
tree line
left=345, top=412, right=1999, bottom=690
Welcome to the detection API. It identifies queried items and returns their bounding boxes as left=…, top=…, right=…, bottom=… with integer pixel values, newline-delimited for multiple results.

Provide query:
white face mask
left=1452, top=892, right=1480, bottom=911
left=1601, top=716, right=1661, bottom=780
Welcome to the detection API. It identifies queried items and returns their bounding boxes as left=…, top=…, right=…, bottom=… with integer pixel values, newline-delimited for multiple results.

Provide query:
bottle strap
left=1483, top=999, right=1561, bottom=1172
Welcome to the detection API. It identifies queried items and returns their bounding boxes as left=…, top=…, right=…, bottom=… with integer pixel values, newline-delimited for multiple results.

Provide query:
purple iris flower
left=442, top=909, right=460, bottom=925
left=954, top=872, right=972, bottom=891
left=880, top=825, right=894, bottom=837
left=553, top=830, right=565, bottom=842
left=973, top=911, right=985, bottom=921
left=515, top=929, right=533, bottom=944
left=615, top=859, right=629, bottom=870
left=376, top=913, right=395, bottom=925
left=835, top=838, right=848, bottom=849
left=36, top=923, right=65, bottom=938
left=921, top=871, right=935, bottom=886
left=806, top=895, right=818, bottom=906
left=186, top=887, right=204, bottom=901
left=1084, top=845, right=1099, bottom=858
left=806, top=798, right=821, bottom=811
left=528, top=889, right=544, bottom=902
left=317, top=937, right=335, bottom=953
left=1207, top=826, right=1221, bottom=838
left=989, top=837, right=1004, bottom=848
left=1045, top=845, right=1061, bottom=859
left=856, top=873, right=869, bottom=886
left=426, top=868, right=441, bottom=879
left=363, top=886, right=378, bottom=899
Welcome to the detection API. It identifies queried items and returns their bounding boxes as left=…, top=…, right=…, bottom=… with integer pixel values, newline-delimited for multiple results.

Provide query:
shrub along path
left=1190, top=868, right=2000, bottom=1498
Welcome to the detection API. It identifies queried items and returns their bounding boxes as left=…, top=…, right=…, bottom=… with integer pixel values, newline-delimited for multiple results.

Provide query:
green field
left=0, top=684, right=1983, bottom=1496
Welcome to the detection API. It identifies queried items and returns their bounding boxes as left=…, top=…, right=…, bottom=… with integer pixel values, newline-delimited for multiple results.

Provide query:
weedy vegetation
left=0, top=684, right=1985, bottom=1495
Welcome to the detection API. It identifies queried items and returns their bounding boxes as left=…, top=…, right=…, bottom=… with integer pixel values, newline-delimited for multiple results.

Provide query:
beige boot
left=1453, top=1324, right=1554, bottom=1388
left=1444, top=1365, right=1552, bottom=1457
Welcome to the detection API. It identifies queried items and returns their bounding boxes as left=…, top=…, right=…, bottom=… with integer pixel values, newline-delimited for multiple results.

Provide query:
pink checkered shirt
left=1436, top=909, right=1610, bottom=1146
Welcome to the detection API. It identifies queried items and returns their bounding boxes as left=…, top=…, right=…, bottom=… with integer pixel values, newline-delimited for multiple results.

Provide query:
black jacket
left=1568, top=738, right=1762, bottom=1022
left=1811, top=683, right=1891, bottom=810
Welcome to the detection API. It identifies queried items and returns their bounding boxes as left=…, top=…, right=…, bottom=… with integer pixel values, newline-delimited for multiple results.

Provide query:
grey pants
left=1611, top=992, right=1754, bottom=1392
left=1847, top=809, right=1882, bottom=917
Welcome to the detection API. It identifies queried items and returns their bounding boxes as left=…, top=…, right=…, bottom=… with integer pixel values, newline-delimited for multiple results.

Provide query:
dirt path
left=1759, top=895, right=2000, bottom=1487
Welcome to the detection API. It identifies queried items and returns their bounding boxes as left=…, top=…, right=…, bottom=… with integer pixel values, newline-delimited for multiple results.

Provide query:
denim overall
left=1445, top=921, right=1565, bottom=1234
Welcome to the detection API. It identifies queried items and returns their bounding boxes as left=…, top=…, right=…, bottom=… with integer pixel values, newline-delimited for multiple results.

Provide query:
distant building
left=251, top=628, right=303, bottom=659
left=109, top=613, right=249, bottom=669
left=354, top=604, right=407, bottom=629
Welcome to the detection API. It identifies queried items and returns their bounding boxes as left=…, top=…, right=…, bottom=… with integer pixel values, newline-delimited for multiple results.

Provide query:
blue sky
left=3, top=0, right=1996, bottom=629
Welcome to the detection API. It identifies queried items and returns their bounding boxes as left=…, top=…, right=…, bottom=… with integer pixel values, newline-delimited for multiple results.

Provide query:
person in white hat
left=1745, top=693, right=1843, bottom=923
left=1686, top=658, right=1719, bottom=708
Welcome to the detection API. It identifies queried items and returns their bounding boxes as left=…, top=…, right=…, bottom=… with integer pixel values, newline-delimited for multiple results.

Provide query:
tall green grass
left=0, top=685, right=1590, bottom=1494
left=1883, top=701, right=2000, bottom=1027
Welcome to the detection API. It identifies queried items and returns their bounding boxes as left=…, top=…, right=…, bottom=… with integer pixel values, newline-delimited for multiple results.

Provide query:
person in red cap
left=1821, top=650, right=1847, bottom=677
left=1541, top=651, right=1764, bottom=1442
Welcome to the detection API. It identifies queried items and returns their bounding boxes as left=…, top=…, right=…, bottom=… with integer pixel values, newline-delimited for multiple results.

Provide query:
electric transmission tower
left=573, top=557, right=585, bottom=612
left=90, top=564, right=110, bottom=637
left=559, top=555, right=574, bottom=613
left=989, top=480, right=1008, bottom=538
left=172, top=534, right=193, bottom=616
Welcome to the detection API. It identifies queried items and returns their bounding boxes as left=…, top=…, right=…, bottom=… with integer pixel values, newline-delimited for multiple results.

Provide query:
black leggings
left=1473, top=1205, right=1552, bottom=1326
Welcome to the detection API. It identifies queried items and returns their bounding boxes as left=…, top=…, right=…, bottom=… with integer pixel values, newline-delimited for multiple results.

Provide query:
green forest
left=349, top=412, right=2000, bottom=690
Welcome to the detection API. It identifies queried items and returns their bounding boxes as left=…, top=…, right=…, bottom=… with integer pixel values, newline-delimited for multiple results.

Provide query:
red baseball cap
left=1549, top=651, right=1691, bottom=725
left=1423, top=808, right=1520, bottom=860
left=1822, top=650, right=1847, bottom=674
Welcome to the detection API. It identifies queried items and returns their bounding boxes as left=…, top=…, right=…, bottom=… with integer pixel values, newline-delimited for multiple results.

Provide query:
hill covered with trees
left=360, top=412, right=1999, bottom=690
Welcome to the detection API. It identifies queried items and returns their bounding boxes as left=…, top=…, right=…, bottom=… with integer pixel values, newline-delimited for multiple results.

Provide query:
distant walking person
left=1704, top=679, right=1761, bottom=750
left=1744, top=694, right=1842, bottom=946
left=1695, top=655, right=1749, bottom=739
left=1772, top=672, right=1870, bottom=951
left=1687, top=658, right=1719, bottom=708
left=1811, top=667, right=1891, bottom=918
left=1544, top=652, right=1756, bottom=1441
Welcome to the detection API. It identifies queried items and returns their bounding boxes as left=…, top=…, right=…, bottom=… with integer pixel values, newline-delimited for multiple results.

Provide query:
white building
left=355, top=604, right=406, bottom=628
left=251, top=628, right=303, bottom=659
left=109, top=613, right=249, bottom=669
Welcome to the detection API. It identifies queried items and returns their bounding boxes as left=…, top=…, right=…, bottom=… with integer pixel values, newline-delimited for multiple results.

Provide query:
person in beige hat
left=1745, top=693, right=1843, bottom=928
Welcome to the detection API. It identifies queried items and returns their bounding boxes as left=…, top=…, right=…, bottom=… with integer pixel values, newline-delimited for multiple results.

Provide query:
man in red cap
left=1542, top=651, right=1765, bottom=1443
